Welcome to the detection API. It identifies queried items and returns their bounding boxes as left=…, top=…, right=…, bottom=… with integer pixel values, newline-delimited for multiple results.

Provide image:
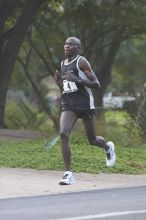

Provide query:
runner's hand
left=54, top=70, right=61, bottom=82
left=62, top=71, right=78, bottom=82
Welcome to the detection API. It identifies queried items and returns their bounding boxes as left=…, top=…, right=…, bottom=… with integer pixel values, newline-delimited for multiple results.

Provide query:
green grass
left=0, top=132, right=146, bottom=174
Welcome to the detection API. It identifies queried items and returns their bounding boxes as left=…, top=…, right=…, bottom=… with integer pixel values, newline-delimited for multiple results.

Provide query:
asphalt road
left=0, top=185, right=146, bottom=220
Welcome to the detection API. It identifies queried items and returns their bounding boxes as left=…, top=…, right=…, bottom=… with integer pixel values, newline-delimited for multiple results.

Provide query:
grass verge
left=0, top=132, right=146, bottom=174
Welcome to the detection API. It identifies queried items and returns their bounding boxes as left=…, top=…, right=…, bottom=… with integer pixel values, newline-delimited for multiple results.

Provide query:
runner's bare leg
left=60, top=111, right=78, bottom=171
left=83, top=116, right=109, bottom=151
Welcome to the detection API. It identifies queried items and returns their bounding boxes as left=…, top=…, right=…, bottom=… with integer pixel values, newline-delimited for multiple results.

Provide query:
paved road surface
left=0, top=185, right=146, bottom=220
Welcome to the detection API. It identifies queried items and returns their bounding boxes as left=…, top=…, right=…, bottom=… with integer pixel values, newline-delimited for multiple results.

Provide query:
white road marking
left=59, top=209, right=146, bottom=220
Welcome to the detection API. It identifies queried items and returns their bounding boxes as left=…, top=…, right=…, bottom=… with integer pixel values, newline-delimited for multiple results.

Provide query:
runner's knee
left=60, top=129, right=69, bottom=140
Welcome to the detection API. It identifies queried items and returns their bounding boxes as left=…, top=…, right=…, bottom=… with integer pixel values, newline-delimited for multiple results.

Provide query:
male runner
left=54, top=37, right=116, bottom=185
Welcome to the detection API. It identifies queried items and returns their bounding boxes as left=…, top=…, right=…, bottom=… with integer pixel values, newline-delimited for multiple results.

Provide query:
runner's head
left=64, top=37, right=81, bottom=58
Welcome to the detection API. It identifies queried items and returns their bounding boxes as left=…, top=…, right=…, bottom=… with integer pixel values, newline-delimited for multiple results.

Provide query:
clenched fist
left=54, top=70, right=61, bottom=82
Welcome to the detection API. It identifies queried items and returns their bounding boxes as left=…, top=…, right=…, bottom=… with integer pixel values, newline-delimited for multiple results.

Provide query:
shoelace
left=63, top=174, right=69, bottom=179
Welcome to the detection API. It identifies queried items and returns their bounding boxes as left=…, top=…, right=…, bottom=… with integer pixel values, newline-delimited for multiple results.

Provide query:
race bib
left=63, top=80, right=78, bottom=93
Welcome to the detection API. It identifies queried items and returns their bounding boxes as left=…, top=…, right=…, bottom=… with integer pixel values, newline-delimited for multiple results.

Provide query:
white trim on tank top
left=76, top=56, right=95, bottom=109
left=63, top=55, right=80, bottom=66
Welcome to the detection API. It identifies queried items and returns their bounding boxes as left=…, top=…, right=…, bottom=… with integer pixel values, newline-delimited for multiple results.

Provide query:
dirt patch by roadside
left=0, top=129, right=48, bottom=140
left=0, top=168, right=146, bottom=199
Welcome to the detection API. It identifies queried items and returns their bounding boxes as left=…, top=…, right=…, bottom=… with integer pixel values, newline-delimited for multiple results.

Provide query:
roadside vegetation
left=0, top=110, right=146, bottom=175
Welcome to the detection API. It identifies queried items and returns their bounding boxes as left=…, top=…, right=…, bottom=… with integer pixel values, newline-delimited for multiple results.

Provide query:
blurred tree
left=111, top=39, right=146, bottom=95
left=139, top=83, right=146, bottom=134
left=1, top=0, right=146, bottom=129
left=0, top=0, right=47, bottom=128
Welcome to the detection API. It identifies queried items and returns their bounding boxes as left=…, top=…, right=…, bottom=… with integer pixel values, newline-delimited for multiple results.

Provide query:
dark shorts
left=62, top=109, right=96, bottom=121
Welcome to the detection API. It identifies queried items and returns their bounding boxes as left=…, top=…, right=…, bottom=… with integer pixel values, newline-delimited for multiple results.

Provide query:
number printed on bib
left=63, top=80, right=78, bottom=93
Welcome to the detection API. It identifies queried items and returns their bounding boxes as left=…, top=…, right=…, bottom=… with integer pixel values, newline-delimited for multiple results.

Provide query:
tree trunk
left=94, top=39, right=121, bottom=107
left=0, top=0, right=19, bottom=51
left=0, top=0, right=46, bottom=128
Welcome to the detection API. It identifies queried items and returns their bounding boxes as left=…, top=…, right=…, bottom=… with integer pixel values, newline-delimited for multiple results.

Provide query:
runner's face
left=64, top=39, right=78, bottom=58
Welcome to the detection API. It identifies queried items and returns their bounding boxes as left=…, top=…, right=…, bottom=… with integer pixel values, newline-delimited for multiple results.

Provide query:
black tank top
left=61, top=55, right=95, bottom=111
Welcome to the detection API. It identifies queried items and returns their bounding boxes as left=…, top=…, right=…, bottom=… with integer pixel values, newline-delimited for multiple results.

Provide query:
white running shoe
left=59, top=171, right=75, bottom=185
left=106, top=141, right=116, bottom=167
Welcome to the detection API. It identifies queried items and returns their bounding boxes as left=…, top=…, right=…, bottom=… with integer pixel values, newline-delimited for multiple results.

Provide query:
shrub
left=105, top=110, right=143, bottom=147
left=5, top=100, right=55, bottom=134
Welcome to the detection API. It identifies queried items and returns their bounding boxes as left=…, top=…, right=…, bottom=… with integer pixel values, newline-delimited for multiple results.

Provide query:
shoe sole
left=59, top=181, right=70, bottom=185
left=59, top=178, right=75, bottom=185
